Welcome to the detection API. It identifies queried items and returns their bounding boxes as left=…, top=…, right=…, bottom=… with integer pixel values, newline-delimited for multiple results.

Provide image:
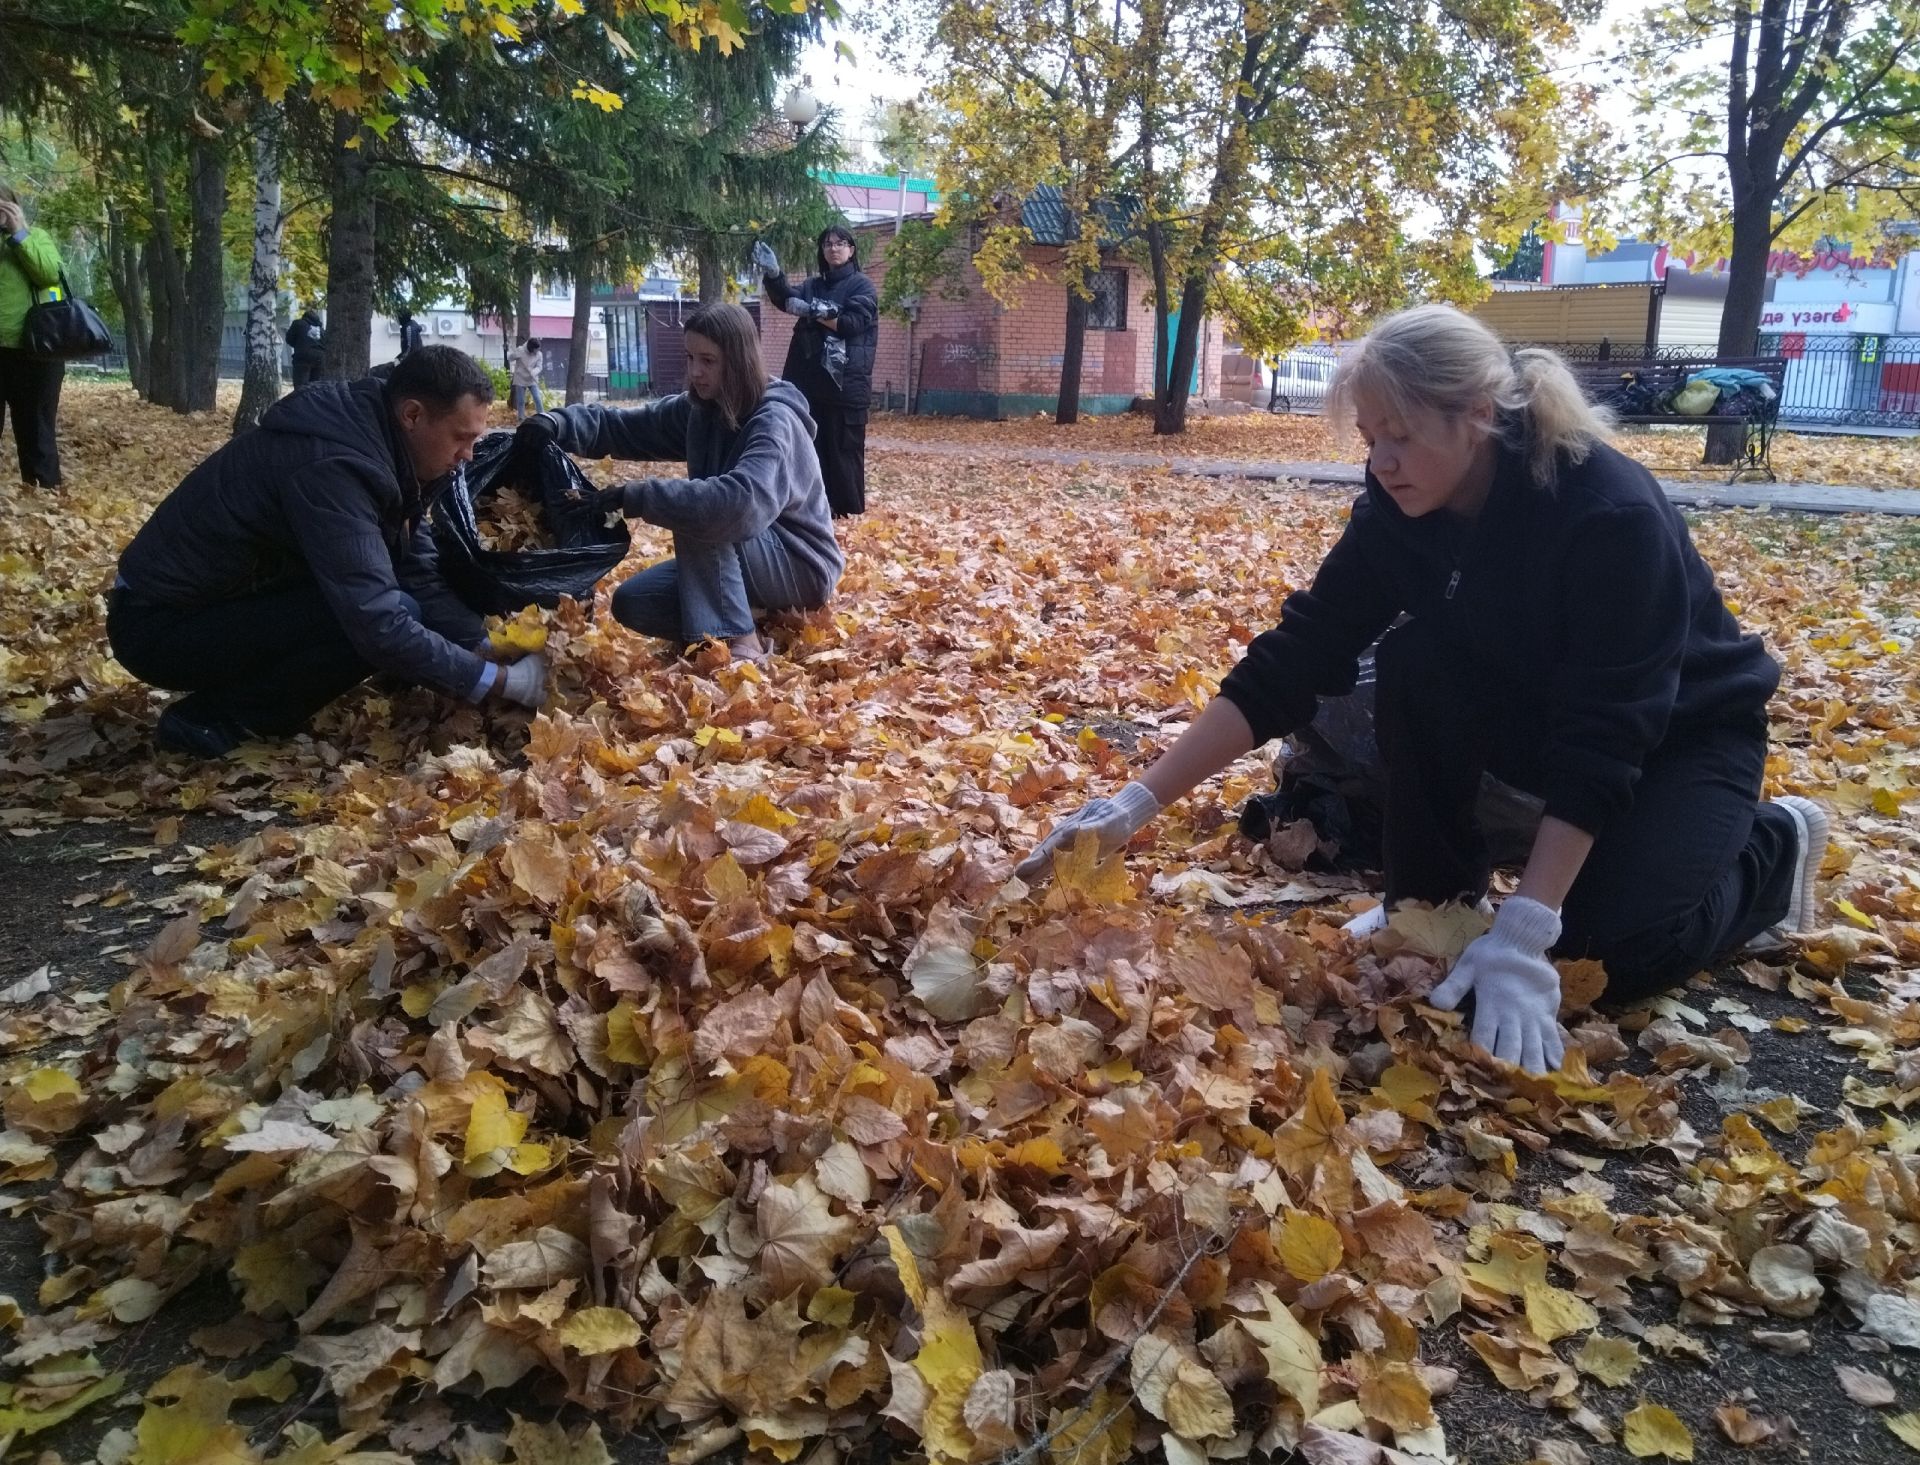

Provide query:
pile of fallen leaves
left=2, top=384, right=1920, bottom=1465
left=472, top=487, right=557, bottom=554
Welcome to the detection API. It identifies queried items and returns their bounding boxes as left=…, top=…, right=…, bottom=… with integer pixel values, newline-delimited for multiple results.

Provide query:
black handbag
left=20, top=270, right=114, bottom=361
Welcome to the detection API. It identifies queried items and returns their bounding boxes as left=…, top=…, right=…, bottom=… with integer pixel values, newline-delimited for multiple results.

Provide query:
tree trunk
left=106, top=203, right=149, bottom=394
left=566, top=244, right=593, bottom=404
left=696, top=235, right=725, bottom=304
left=1057, top=269, right=1088, bottom=425
left=518, top=259, right=534, bottom=352
left=233, top=110, right=285, bottom=436
left=1147, top=220, right=1171, bottom=413
left=143, top=143, right=190, bottom=412
left=322, top=112, right=376, bottom=381
left=1154, top=273, right=1206, bottom=435
left=1706, top=192, right=1775, bottom=464
left=184, top=135, right=228, bottom=413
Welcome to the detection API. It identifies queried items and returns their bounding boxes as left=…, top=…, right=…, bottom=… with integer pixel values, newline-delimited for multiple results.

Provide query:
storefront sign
left=1759, top=300, right=1895, bottom=334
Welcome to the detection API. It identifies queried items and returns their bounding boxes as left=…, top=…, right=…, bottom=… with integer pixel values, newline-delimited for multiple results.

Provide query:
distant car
left=1263, top=350, right=1336, bottom=414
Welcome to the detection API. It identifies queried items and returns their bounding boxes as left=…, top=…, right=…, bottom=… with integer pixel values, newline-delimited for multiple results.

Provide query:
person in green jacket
left=0, top=184, right=66, bottom=489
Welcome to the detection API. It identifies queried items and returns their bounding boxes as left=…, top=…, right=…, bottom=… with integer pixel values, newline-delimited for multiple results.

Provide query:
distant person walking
left=286, top=306, right=325, bottom=389
left=509, top=338, right=545, bottom=419
left=397, top=310, right=425, bottom=357
left=0, top=183, right=67, bottom=488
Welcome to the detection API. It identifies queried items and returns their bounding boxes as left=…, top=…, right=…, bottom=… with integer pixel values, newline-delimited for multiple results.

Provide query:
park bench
left=1558, top=350, right=1788, bottom=483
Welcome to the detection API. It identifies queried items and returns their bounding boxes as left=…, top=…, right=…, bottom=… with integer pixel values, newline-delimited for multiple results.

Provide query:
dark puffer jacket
left=113, top=376, right=487, bottom=698
left=765, top=258, right=879, bottom=413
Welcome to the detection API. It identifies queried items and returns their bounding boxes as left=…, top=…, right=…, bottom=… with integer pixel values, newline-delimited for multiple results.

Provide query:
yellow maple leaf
left=1045, top=829, right=1134, bottom=906
left=1046, top=1385, right=1135, bottom=1465
left=487, top=605, right=547, bottom=653
left=1163, top=1356, right=1235, bottom=1440
left=1240, top=1282, right=1320, bottom=1416
left=1273, top=1067, right=1348, bottom=1178
left=557, top=1306, right=642, bottom=1356
left=465, top=1086, right=529, bottom=1163
left=1885, top=1413, right=1920, bottom=1450
left=1523, top=1281, right=1599, bottom=1342
left=1356, top=1358, right=1435, bottom=1432
left=1623, top=1401, right=1695, bottom=1460
left=1575, top=1334, right=1643, bottom=1387
left=1463, top=1233, right=1551, bottom=1297
left=1275, top=1210, right=1345, bottom=1282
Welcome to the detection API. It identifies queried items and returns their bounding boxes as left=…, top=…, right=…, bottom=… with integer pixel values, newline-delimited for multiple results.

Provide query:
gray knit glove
left=1015, top=782, right=1161, bottom=883
left=1428, top=896, right=1565, bottom=1074
left=752, top=241, right=780, bottom=275
left=498, top=653, right=549, bottom=709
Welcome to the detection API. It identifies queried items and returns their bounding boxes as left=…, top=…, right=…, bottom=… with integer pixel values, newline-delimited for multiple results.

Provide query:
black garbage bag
left=1238, top=643, right=1543, bottom=873
left=432, top=430, right=631, bottom=616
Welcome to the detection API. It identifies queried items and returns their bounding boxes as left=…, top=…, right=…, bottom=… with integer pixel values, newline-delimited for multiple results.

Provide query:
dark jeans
left=1374, top=617, right=1797, bottom=1001
left=0, top=347, right=63, bottom=486
left=813, top=400, right=866, bottom=517
left=108, top=581, right=414, bottom=736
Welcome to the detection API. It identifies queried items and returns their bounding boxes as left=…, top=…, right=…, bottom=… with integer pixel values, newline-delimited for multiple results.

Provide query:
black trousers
left=813, top=400, right=867, bottom=517
left=0, top=347, right=64, bottom=487
left=1374, top=617, right=1797, bottom=1002
left=109, top=581, right=417, bottom=736
left=289, top=356, right=321, bottom=389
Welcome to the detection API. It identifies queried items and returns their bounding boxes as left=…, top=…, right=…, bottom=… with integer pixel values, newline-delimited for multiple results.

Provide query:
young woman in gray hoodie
left=509, top=302, right=844, bottom=665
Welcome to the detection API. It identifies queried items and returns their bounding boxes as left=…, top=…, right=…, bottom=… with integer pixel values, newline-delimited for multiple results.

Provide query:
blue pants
left=510, top=383, right=545, bottom=418
left=610, top=529, right=817, bottom=645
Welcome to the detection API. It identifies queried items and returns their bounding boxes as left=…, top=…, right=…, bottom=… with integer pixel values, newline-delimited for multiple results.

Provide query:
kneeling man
left=109, top=346, right=546, bottom=755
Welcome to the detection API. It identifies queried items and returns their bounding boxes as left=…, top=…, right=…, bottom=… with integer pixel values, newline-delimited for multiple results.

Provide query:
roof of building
left=1020, top=183, right=1142, bottom=247
left=817, top=168, right=939, bottom=197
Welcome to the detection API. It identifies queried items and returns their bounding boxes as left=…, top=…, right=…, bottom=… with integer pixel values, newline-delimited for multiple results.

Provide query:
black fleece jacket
left=114, top=376, right=487, bottom=698
left=1217, top=436, right=1781, bottom=834
left=765, top=259, right=879, bottom=412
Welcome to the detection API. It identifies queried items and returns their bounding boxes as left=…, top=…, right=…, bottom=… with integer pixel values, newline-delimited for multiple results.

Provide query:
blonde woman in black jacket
left=1017, top=305, right=1828, bottom=1076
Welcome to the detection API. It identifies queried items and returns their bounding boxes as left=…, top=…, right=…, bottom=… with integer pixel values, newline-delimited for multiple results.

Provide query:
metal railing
left=1758, top=332, right=1920, bottom=430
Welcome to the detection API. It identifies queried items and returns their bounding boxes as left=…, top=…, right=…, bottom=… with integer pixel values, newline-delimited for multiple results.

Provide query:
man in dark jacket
left=756, top=227, right=877, bottom=517
left=397, top=310, right=425, bottom=357
left=109, top=346, right=548, bottom=756
left=285, top=306, right=325, bottom=388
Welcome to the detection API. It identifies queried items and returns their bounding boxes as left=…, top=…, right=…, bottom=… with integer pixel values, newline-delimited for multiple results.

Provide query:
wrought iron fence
left=1758, top=332, right=1920, bottom=430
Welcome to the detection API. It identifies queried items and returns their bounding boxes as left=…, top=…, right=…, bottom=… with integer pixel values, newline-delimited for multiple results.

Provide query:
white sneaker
left=1341, top=903, right=1389, bottom=937
left=1341, top=896, right=1492, bottom=938
left=1772, top=795, right=1831, bottom=936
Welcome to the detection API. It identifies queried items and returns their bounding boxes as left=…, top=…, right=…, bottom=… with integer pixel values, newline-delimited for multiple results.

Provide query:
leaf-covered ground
left=3, top=384, right=1920, bottom=1465
left=875, top=410, right=1920, bottom=491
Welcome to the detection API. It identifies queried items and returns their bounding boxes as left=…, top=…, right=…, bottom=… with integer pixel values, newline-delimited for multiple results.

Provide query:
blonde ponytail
left=1328, top=304, right=1613, bottom=489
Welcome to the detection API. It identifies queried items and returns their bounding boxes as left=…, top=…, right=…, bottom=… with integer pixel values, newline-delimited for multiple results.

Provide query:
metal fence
left=1508, top=336, right=1920, bottom=432
left=1758, top=332, right=1919, bottom=430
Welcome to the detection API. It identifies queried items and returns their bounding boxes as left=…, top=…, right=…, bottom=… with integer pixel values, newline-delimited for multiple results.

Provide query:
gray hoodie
left=545, top=381, right=844, bottom=604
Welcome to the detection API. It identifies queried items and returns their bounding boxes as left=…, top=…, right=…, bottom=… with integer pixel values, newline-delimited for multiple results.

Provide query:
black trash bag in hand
left=1237, top=642, right=1543, bottom=873
left=431, top=430, right=631, bottom=616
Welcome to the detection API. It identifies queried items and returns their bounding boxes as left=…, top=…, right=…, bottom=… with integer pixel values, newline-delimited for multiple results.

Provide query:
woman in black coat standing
left=755, top=226, right=878, bottom=517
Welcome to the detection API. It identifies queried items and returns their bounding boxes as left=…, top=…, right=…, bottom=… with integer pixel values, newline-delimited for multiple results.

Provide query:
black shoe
left=155, top=704, right=249, bottom=758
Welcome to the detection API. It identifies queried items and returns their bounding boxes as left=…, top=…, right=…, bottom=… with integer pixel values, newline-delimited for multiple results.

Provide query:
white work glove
left=497, top=653, right=549, bottom=709
left=752, top=240, right=781, bottom=275
left=1427, top=896, right=1565, bottom=1074
left=1014, top=782, right=1161, bottom=883
left=781, top=296, right=811, bottom=318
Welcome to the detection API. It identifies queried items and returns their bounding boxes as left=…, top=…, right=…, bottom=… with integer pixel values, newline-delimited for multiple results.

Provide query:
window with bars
left=1087, top=268, right=1128, bottom=331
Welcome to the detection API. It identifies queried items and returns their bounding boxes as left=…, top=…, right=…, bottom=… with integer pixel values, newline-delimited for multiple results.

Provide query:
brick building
left=755, top=205, right=1224, bottom=419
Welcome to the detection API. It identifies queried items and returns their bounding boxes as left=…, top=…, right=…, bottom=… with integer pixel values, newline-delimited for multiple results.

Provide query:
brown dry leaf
left=755, top=1176, right=855, bottom=1295
left=1713, top=1404, right=1775, bottom=1447
left=1837, top=1364, right=1897, bottom=1408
